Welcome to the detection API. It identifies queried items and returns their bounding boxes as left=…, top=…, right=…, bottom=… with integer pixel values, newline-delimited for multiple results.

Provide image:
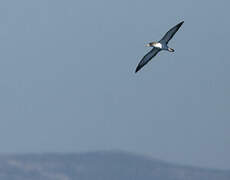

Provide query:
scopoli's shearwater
left=135, top=21, right=184, bottom=73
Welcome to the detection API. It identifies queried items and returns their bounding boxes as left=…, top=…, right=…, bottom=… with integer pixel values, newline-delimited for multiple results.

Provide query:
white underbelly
left=154, top=43, right=162, bottom=49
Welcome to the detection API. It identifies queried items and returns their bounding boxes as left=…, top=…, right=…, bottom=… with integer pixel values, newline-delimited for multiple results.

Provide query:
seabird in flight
left=135, top=21, right=184, bottom=73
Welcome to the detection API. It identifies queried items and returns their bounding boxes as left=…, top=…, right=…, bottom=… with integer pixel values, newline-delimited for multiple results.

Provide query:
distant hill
left=0, top=151, right=229, bottom=180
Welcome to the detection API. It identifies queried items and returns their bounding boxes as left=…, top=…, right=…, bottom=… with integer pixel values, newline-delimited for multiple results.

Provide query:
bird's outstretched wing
left=160, top=21, right=184, bottom=44
left=135, top=48, right=161, bottom=73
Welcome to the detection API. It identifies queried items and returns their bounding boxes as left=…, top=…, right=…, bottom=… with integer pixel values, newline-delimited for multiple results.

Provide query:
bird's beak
left=145, top=44, right=150, bottom=47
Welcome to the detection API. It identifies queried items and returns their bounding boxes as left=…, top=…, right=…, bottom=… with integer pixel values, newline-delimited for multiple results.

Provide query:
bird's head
left=145, top=42, right=158, bottom=47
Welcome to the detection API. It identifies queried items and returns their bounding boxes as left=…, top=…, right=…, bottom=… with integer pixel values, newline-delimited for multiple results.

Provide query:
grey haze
left=0, top=0, right=229, bottom=170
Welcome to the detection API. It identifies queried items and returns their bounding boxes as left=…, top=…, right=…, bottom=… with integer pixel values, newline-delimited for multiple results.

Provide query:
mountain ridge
left=0, top=150, right=229, bottom=180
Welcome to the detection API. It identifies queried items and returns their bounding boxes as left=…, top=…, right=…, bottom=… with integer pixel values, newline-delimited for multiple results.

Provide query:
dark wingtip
left=135, top=66, right=140, bottom=73
left=175, top=21, right=184, bottom=29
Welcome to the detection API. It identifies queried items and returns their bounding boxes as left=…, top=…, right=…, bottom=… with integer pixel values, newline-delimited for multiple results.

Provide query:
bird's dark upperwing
left=135, top=48, right=161, bottom=73
left=160, top=21, right=184, bottom=44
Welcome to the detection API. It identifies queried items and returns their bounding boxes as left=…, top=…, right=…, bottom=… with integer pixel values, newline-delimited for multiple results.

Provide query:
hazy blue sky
left=0, top=0, right=229, bottom=170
